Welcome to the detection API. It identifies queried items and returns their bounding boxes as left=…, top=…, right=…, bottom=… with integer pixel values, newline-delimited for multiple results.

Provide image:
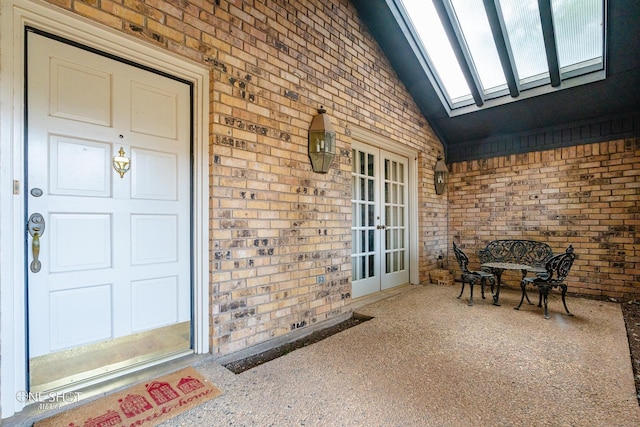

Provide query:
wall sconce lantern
left=308, top=106, right=336, bottom=174
left=434, top=154, right=448, bottom=195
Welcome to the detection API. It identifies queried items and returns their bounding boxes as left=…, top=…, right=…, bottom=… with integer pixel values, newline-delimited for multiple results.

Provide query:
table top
left=481, top=262, right=532, bottom=270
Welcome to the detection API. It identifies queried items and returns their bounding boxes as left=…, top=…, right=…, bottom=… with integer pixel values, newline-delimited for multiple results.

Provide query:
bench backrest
left=478, top=240, right=553, bottom=267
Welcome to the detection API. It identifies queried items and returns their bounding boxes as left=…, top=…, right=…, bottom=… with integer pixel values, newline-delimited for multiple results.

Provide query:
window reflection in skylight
left=552, top=0, right=604, bottom=71
left=449, top=0, right=506, bottom=93
left=499, top=0, right=549, bottom=83
left=400, top=0, right=471, bottom=102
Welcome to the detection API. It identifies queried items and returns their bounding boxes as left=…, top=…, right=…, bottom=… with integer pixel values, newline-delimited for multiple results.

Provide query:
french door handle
left=28, top=213, right=45, bottom=273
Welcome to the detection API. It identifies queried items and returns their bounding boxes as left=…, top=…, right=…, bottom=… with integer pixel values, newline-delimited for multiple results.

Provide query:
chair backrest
left=453, top=242, right=471, bottom=274
left=540, top=245, right=575, bottom=283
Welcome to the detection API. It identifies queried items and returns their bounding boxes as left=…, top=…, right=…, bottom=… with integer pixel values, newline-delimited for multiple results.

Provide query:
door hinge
left=13, top=180, right=20, bottom=195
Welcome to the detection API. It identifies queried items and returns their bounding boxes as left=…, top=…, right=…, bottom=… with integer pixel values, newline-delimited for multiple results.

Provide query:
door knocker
left=112, top=147, right=131, bottom=178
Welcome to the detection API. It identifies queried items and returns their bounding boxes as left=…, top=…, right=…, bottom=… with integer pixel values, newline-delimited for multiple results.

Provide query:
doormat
left=224, top=313, right=374, bottom=374
left=34, top=367, right=222, bottom=427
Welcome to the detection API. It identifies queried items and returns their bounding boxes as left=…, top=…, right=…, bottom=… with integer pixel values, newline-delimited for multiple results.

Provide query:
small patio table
left=480, top=262, right=532, bottom=306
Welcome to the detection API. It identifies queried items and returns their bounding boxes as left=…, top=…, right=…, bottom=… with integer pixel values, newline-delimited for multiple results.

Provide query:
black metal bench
left=478, top=240, right=554, bottom=305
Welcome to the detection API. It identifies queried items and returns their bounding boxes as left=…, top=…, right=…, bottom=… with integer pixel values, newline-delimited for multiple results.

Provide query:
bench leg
left=492, top=270, right=504, bottom=306
left=538, top=290, right=542, bottom=308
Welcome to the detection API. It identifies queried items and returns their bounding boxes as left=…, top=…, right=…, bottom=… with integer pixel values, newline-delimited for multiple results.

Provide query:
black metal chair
left=515, top=245, right=576, bottom=319
left=453, top=242, right=496, bottom=306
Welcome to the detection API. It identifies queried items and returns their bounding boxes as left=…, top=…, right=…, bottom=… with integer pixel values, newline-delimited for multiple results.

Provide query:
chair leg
left=560, top=284, right=573, bottom=316
left=514, top=281, right=527, bottom=310
left=539, top=285, right=551, bottom=319
left=457, top=280, right=465, bottom=299
left=468, top=281, right=474, bottom=306
left=480, top=278, right=486, bottom=299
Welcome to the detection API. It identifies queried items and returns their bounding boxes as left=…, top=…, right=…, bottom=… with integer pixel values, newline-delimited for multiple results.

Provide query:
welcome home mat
left=35, top=367, right=222, bottom=427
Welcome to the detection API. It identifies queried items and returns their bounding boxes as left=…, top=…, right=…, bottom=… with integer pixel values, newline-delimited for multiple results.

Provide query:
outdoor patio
left=160, top=284, right=640, bottom=426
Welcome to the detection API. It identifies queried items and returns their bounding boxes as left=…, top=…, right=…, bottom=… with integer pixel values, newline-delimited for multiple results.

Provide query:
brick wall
left=43, top=0, right=447, bottom=355
left=448, top=138, right=640, bottom=299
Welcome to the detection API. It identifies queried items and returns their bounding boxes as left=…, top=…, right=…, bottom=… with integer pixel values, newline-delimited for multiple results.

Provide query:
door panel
left=26, top=31, right=192, bottom=393
left=130, top=81, right=178, bottom=138
left=131, top=149, right=178, bottom=199
left=49, top=137, right=111, bottom=196
left=48, top=56, right=112, bottom=126
left=49, top=285, right=113, bottom=350
left=381, top=153, right=409, bottom=289
left=131, top=276, right=179, bottom=331
left=351, top=143, right=409, bottom=298
left=49, top=213, right=112, bottom=272
left=131, top=215, right=178, bottom=265
left=351, top=147, right=379, bottom=298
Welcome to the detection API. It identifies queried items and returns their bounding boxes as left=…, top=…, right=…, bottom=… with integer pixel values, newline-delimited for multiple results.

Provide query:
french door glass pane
left=385, top=252, right=390, bottom=274
left=352, top=147, right=378, bottom=283
left=368, top=229, right=375, bottom=252
left=383, top=158, right=407, bottom=274
left=367, top=154, right=374, bottom=176
left=368, top=179, right=374, bottom=201
left=368, top=255, right=375, bottom=278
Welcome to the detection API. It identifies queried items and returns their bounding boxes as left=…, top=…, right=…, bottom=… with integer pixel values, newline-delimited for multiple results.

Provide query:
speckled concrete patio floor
left=159, top=284, right=640, bottom=427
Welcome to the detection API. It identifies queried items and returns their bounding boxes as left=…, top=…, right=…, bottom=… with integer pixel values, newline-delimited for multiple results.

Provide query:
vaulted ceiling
left=351, top=0, right=640, bottom=163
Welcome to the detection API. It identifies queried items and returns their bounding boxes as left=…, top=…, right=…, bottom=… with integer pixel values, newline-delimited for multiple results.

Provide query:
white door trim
left=0, top=0, right=210, bottom=418
left=348, top=126, right=419, bottom=286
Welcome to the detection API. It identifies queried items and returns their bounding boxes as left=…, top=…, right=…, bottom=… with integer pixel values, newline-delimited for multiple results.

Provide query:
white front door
left=351, top=142, right=409, bottom=298
left=26, top=32, right=192, bottom=393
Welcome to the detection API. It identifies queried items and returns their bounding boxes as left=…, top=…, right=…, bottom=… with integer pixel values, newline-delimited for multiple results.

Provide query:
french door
left=26, top=32, right=193, bottom=393
left=351, top=142, right=409, bottom=298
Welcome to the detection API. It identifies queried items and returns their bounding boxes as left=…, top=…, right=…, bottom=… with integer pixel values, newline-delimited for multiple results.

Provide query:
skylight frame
left=390, top=0, right=475, bottom=110
left=392, top=0, right=607, bottom=117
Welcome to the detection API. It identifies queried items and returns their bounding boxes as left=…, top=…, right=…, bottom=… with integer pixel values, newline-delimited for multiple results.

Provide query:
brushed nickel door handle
left=28, top=213, right=45, bottom=273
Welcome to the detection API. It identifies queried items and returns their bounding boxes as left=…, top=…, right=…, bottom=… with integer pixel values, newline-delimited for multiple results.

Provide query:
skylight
left=395, top=0, right=606, bottom=115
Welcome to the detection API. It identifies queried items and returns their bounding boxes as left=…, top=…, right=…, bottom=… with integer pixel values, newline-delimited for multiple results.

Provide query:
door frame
left=0, top=0, right=210, bottom=418
left=349, top=126, right=419, bottom=287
